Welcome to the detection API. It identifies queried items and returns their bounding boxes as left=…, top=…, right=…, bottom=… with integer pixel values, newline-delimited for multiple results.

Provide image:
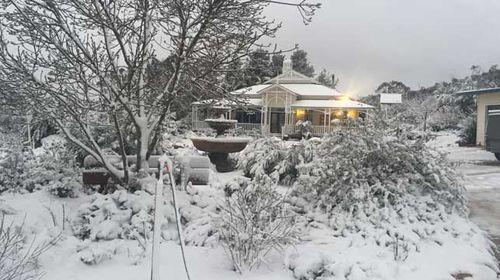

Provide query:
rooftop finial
left=282, top=58, right=292, bottom=73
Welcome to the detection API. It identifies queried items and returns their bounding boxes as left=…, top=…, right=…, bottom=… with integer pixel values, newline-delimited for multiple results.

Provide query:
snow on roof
left=230, top=83, right=343, bottom=98
left=281, top=84, right=343, bottom=97
left=455, top=87, right=500, bottom=95
left=265, top=69, right=319, bottom=85
left=230, top=84, right=270, bottom=96
left=290, top=99, right=374, bottom=109
left=192, top=98, right=261, bottom=107
left=247, top=98, right=262, bottom=106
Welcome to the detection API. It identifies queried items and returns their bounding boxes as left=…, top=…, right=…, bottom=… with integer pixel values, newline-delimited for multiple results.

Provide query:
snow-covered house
left=191, top=60, right=373, bottom=136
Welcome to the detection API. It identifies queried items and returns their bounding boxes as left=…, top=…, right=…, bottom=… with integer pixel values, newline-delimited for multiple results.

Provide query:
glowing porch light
left=296, top=109, right=305, bottom=117
left=347, top=111, right=357, bottom=118
left=335, top=110, right=343, bottom=117
left=340, top=95, right=350, bottom=102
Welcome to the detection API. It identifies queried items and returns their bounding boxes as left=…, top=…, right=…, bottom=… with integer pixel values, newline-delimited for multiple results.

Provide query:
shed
left=456, top=87, right=500, bottom=146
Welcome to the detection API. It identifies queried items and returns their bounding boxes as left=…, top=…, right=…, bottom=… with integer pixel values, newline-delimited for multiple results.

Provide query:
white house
left=192, top=60, right=373, bottom=136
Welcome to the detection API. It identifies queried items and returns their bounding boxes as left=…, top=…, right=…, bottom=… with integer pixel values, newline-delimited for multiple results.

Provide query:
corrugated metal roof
left=290, top=99, right=374, bottom=109
left=231, top=85, right=270, bottom=96
left=264, top=69, right=320, bottom=85
left=281, top=84, right=343, bottom=97
left=455, top=88, right=500, bottom=95
left=231, top=83, right=342, bottom=98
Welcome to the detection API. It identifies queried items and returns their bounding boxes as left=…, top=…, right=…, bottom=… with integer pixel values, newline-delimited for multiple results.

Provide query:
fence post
left=151, top=159, right=165, bottom=280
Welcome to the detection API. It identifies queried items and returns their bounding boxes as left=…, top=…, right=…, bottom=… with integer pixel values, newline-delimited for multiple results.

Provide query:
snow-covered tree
left=0, top=0, right=320, bottom=184
left=375, top=80, right=410, bottom=94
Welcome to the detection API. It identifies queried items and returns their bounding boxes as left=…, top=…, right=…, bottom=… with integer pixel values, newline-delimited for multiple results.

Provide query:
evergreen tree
left=244, top=48, right=272, bottom=86
left=290, top=49, right=315, bottom=77
left=270, top=54, right=285, bottom=76
left=224, top=58, right=246, bottom=90
left=316, top=69, right=338, bottom=88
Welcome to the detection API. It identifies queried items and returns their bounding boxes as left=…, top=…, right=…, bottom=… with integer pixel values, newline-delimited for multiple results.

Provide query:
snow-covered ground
left=429, top=132, right=500, bottom=265
left=1, top=132, right=499, bottom=280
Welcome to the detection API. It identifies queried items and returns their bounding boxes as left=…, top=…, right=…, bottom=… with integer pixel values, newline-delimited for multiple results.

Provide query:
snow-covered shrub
left=46, top=177, right=82, bottom=198
left=77, top=241, right=118, bottom=265
left=277, top=140, right=315, bottom=185
left=23, top=146, right=81, bottom=197
left=457, top=113, right=477, bottom=146
left=71, top=189, right=174, bottom=241
left=217, top=177, right=299, bottom=273
left=238, top=138, right=284, bottom=183
left=0, top=134, right=29, bottom=194
left=71, top=183, right=215, bottom=246
left=0, top=214, right=55, bottom=280
left=427, top=110, right=460, bottom=132
left=295, top=120, right=312, bottom=139
left=76, top=239, right=147, bottom=265
left=0, top=149, right=25, bottom=194
left=0, top=133, right=81, bottom=197
left=292, top=125, right=467, bottom=239
left=237, top=138, right=314, bottom=185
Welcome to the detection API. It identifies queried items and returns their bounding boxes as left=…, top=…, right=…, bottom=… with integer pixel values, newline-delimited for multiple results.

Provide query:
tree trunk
left=136, top=126, right=151, bottom=172
left=112, top=112, right=129, bottom=184
left=423, top=111, right=428, bottom=132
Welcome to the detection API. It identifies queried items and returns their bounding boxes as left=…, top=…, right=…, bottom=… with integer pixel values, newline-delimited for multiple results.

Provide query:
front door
left=270, top=112, right=285, bottom=133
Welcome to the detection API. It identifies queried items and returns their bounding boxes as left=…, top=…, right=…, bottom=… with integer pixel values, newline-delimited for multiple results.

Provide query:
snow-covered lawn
left=3, top=187, right=496, bottom=280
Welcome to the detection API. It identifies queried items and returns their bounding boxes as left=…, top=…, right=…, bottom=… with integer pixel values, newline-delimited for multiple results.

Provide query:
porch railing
left=235, top=123, right=261, bottom=131
left=282, top=125, right=339, bottom=137
left=192, top=120, right=261, bottom=132
left=310, top=125, right=338, bottom=135
left=192, top=121, right=211, bottom=130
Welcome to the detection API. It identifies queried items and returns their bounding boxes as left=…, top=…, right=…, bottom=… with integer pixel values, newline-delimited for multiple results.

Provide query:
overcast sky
left=265, top=0, right=500, bottom=97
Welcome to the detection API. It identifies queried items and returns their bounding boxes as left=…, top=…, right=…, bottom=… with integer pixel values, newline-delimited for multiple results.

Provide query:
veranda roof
left=290, top=99, right=374, bottom=110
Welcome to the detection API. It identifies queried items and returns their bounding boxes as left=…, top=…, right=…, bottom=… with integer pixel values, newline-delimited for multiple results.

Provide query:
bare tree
left=0, top=214, right=59, bottom=280
left=0, top=0, right=319, bottom=184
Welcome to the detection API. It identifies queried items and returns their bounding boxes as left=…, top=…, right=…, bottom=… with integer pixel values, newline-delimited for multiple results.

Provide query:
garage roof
left=456, top=88, right=500, bottom=95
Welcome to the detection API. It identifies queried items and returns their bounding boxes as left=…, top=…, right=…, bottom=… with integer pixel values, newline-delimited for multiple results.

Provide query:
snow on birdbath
left=204, top=114, right=237, bottom=137
left=191, top=114, right=250, bottom=172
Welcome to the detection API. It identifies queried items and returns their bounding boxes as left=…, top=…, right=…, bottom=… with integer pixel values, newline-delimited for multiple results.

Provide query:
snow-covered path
left=430, top=133, right=500, bottom=265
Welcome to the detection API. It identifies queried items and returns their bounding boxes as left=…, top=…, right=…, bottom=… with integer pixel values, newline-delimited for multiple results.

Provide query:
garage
left=455, top=88, right=500, bottom=161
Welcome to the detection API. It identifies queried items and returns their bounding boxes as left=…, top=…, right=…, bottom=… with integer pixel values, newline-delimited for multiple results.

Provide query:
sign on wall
left=380, top=93, right=402, bottom=104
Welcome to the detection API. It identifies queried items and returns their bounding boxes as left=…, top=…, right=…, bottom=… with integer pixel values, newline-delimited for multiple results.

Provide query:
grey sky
left=266, top=0, right=500, bottom=97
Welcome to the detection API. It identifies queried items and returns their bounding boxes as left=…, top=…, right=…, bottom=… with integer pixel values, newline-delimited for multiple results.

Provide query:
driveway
left=430, top=133, right=500, bottom=265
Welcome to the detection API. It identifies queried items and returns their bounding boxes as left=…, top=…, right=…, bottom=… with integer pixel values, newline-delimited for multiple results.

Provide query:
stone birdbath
left=191, top=115, right=251, bottom=172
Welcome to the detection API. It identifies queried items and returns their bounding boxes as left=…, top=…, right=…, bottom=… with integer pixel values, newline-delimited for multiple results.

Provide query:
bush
left=217, top=177, right=298, bottom=273
left=291, top=125, right=467, bottom=237
left=0, top=133, right=82, bottom=197
left=71, top=184, right=216, bottom=246
left=457, top=113, right=477, bottom=146
left=427, top=111, right=460, bottom=132
left=0, top=214, right=56, bottom=280
left=0, top=134, right=29, bottom=194
left=237, top=138, right=314, bottom=185
left=71, top=189, right=172, bottom=241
